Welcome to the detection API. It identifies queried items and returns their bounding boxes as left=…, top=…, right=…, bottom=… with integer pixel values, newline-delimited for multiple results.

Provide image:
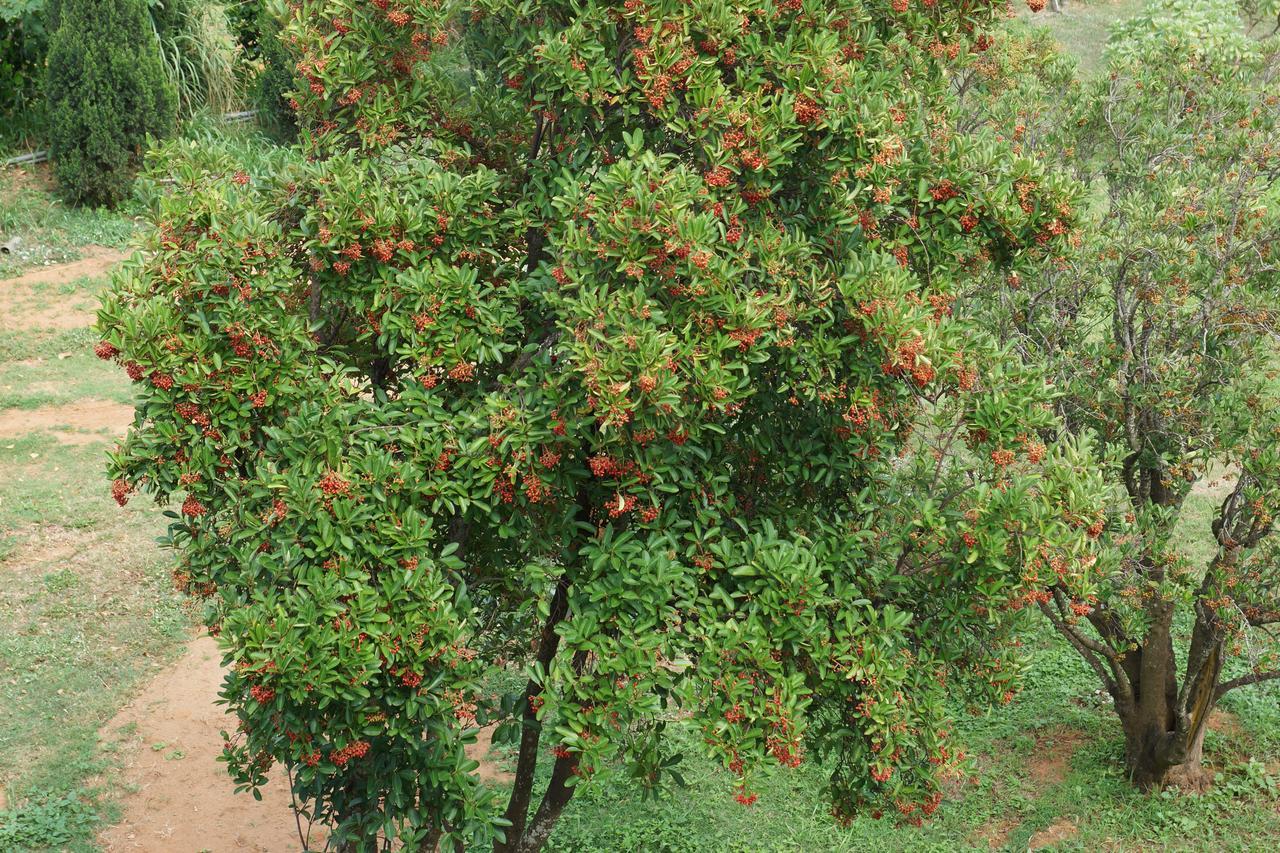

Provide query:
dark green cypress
left=45, top=0, right=176, bottom=208
left=254, top=1, right=298, bottom=142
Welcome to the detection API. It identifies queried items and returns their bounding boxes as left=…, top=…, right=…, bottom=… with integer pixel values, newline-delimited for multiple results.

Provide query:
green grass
left=0, top=167, right=191, bottom=852
left=0, top=167, right=139, bottom=279
left=542, top=621, right=1280, bottom=852
left=1018, top=0, right=1150, bottom=76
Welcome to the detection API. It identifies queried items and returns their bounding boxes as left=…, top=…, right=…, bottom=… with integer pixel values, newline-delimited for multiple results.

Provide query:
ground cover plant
left=95, top=0, right=1121, bottom=849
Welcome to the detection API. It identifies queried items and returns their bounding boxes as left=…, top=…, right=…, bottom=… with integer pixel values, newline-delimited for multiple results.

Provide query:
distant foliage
left=1109, top=0, right=1255, bottom=63
left=0, top=0, right=50, bottom=142
left=964, top=0, right=1280, bottom=790
left=46, top=0, right=175, bottom=207
left=252, top=0, right=295, bottom=140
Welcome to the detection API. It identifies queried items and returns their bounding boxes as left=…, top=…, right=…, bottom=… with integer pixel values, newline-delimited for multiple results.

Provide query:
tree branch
left=1215, top=668, right=1280, bottom=701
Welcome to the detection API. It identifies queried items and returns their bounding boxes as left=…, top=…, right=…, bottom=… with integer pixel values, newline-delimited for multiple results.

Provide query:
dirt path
left=98, top=634, right=512, bottom=852
left=0, top=398, right=134, bottom=444
left=0, top=247, right=126, bottom=332
left=98, top=636, right=312, bottom=853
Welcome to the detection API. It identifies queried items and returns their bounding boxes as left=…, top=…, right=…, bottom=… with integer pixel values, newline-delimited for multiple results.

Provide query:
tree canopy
left=98, top=1, right=1109, bottom=848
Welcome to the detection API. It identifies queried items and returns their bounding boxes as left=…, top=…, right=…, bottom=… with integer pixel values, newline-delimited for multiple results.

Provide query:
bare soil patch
left=1, top=523, right=98, bottom=570
left=0, top=164, right=56, bottom=200
left=468, top=725, right=515, bottom=786
left=0, top=247, right=126, bottom=331
left=971, top=816, right=1019, bottom=849
left=1207, top=708, right=1244, bottom=738
left=1028, top=817, right=1079, bottom=850
left=98, top=636, right=513, bottom=852
left=1027, top=727, right=1087, bottom=788
left=0, top=399, right=133, bottom=444
left=99, top=636, right=309, bottom=853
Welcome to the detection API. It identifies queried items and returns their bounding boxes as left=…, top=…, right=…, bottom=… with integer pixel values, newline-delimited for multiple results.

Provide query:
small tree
left=965, top=0, right=1280, bottom=790
left=45, top=0, right=175, bottom=208
left=98, top=1, right=1103, bottom=848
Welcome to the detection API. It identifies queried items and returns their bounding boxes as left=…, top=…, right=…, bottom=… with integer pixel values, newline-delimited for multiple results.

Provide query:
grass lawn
left=1018, top=0, right=1150, bottom=76
left=0, top=168, right=191, bottom=851
left=0, top=168, right=138, bottom=280
left=539, top=611, right=1280, bottom=851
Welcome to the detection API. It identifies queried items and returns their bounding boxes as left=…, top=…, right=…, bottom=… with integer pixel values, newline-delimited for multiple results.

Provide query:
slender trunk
left=515, top=754, right=580, bottom=853
left=417, top=824, right=442, bottom=853
left=496, top=575, right=570, bottom=852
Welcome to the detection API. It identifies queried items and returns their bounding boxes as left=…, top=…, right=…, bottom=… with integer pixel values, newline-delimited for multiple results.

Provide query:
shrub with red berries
left=97, top=0, right=1107, bottom=849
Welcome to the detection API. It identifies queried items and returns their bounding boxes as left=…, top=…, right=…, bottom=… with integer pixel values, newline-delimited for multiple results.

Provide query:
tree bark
left=495, top=574, right=571, bottom=852
left=1116, top=608, right=1222, bottom=791
left=515, top=753, right=580, bottom=853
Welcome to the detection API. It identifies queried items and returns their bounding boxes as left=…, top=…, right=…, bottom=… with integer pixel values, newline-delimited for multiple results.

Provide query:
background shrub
left=45, top=0, right=175, bottom=207
left=0, top=0, right=51, bottom=148
left=251, top=0, right=295, bottom=141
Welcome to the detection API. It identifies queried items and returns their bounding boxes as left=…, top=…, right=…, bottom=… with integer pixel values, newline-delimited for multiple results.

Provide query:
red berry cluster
left=249, top=684, right=276, bottom=704
left=331, top=740, right=371, bottom=767
left=318, top=471, right=352, bottom=496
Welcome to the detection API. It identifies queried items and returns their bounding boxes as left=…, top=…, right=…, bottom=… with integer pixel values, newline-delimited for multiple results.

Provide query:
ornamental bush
left=98, top=1, right=1107, bottom=849
left=964, top=1, right=1280, bottom=790
left=45, top=0, right=175, bottom=208
left=0, top=0, right=51, bottom=142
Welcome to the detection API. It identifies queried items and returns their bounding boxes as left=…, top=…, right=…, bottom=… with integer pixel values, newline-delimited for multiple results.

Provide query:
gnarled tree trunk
left=1114, top=605, right=1222, bottom=791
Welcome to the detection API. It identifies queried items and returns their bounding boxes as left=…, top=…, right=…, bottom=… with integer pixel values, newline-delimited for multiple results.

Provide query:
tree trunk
left=514, top=754, right=580, bottom=853
left=1118, top=608, right=1221, bottom=791
left=1119, top=606, right=1182, bottom=790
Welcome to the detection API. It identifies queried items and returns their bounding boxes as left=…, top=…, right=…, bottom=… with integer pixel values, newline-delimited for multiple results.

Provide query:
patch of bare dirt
left=0, top=524, right=98, bottom=569
left=1207, top=708, right=1244, bottom=738
left=0, top=399, right=133, bottom=444
left=0, top=164, right=55, bottom=200
left=1028, top=727, right=1087, bottom=788
left=0, top=247, right=126, bottom=331
left=1191, top=467, right=1238, bottom=500
left=467, top=725, right=515, bottom=785
left=99, top=636, right=311, bottom=853
left=98, top=637, right=513, bottom=852
left=970, top=816, right=1020, bottom=850
left=1029, top=817, right=1079, bottom=850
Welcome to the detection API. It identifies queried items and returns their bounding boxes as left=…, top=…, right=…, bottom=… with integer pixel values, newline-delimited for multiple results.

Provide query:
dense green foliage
left=0, top=0, right=49, bottom=145
left=45, top=0, right=175, bottom=207
left=252, top=0, right=296, bottom=141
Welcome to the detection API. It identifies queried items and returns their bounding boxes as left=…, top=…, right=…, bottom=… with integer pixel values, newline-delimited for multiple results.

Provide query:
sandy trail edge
left=98, top=636, right=311, bottom=853
left=98, top=635, right=514, bottom=852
